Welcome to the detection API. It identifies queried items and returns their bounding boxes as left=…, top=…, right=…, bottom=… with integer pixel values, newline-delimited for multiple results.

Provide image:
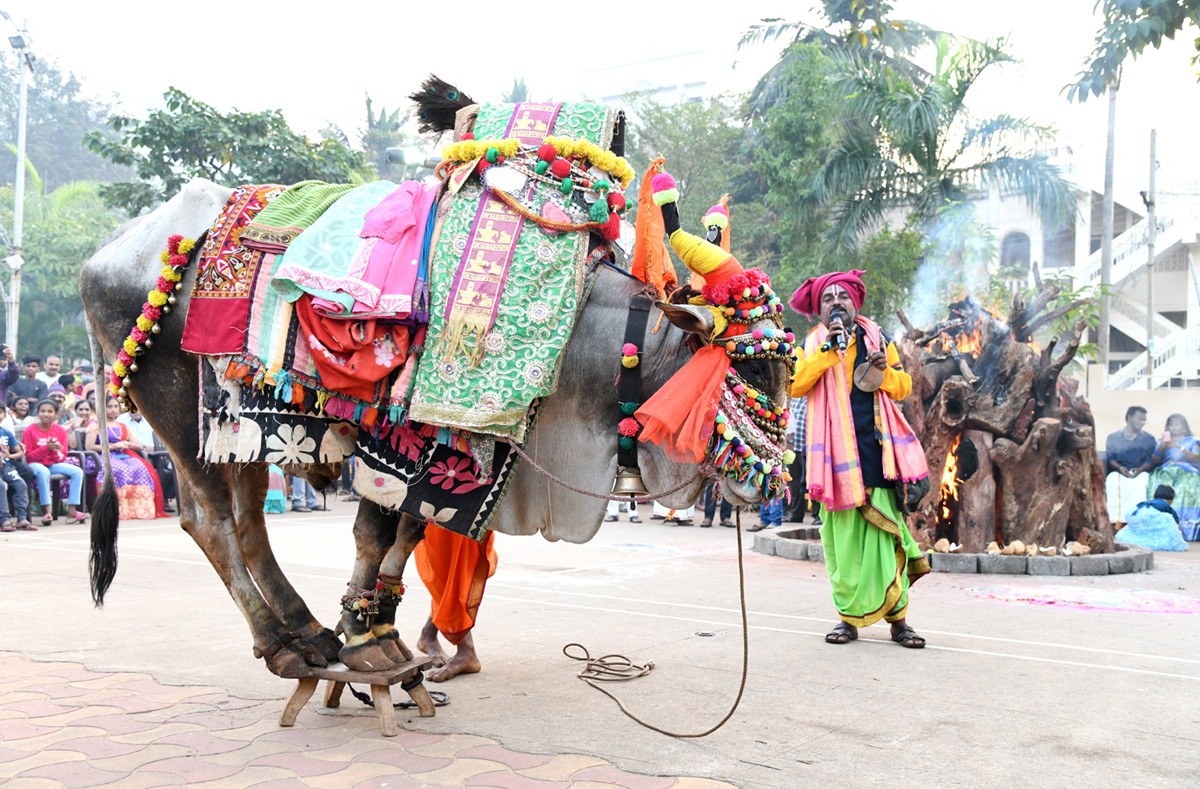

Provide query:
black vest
left=849, top=324, right=892, bottom=489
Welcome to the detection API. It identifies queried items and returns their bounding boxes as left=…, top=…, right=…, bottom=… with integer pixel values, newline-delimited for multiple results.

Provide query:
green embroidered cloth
left=408, top=102, right=617, bottom=442
left=240, top=180, right=358, bottom=252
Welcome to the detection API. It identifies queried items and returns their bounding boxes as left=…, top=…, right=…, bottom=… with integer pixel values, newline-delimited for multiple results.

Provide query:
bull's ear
left=656, top=302, right=715, bottom=338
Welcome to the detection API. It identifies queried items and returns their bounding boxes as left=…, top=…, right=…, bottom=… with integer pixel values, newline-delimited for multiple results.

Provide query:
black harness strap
left=618, top=294, right=653, bottom=470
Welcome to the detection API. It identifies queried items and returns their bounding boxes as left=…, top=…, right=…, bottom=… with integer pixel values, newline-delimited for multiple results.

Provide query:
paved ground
left=2, top=496, right=1199, bottom=787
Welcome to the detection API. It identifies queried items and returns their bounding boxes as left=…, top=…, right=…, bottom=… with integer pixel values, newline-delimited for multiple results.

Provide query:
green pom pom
left=620, top=402, right=638, bottom=415
left=535, top=160, right=549, bottom=175
left=651, top=188, right=679, bottom=207
left=485, top=147, right=499, bottom=163
left=561, top=177, right=574, bottom=195
left=589, top=200, right=610, bottom=223
left=593, top=179, right=611, bottom=193
left=619, top=436, right=635, bottom=450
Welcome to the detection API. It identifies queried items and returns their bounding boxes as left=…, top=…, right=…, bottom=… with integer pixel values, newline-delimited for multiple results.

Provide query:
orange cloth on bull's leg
left=414, top=525, right=498, bottom=646
left=294, top=294, right=409, bottom=403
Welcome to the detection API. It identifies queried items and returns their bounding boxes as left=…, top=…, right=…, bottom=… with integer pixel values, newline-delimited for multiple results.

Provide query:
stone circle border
left=752, top=527, right=1154, bottom=575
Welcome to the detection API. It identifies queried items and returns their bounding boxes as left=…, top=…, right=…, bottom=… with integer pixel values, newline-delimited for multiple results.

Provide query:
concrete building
left=974, top=147, right=1200, bottom=392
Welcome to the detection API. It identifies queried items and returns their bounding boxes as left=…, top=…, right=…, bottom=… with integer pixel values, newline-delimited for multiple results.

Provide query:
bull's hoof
left=372, top=623, right=412, bottom=663
left=302, top=627, right=343, bottom=665
left=339, top=634, right=395, bottom=672
left=264, top=643, right=311, bottom=678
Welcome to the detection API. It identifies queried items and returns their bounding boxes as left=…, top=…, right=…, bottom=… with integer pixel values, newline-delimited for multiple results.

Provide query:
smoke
left=904, top=202, right=998, bottom=328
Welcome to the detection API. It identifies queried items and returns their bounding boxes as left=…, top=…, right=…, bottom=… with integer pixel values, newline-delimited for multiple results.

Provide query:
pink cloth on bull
left=804, top=315, right=928, bottom=511
left=304, top=181, right=439, bottom=321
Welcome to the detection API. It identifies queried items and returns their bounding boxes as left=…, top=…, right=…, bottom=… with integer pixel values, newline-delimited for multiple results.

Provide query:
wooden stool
left=279, top=657, right=435, bottom=736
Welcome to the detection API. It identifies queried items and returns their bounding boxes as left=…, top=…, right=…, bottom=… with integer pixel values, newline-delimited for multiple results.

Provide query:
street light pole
left=6, top=19, right=29, bottom=356
left=1144, top=129, right=1156, bottom=387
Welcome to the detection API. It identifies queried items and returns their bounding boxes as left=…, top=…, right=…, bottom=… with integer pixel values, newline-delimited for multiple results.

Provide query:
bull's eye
left=730, top=357, right=788, bottom=402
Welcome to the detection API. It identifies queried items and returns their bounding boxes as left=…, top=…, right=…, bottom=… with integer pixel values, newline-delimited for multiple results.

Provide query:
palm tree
left=739, top=0, right=942, bottom=121
left=813, top=35, right=1076, bottom=250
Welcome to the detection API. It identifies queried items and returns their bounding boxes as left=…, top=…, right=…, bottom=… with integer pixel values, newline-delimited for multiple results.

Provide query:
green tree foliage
left=814, top=35, right=1076, bottom=250
left=739, top=0, right=942, bottom=120
left=0, top=53, right=129, bottom=192
left=0, top=155, right=117, bottom=359
left=1068, top=0, right=1200, bottom=101
left=622, top=91, right=777, bottom=272
left=753, top=44, right=836, bottom=300
left=85, top=88, right=369, bottom=215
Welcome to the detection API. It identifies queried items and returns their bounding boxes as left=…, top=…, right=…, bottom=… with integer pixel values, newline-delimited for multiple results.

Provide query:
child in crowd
left=1116, top=484, right=1188, bottom=552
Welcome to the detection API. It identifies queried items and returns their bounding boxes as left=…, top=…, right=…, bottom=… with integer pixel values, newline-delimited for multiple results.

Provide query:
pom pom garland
left=109, top=235, right=195, bottom=412
left=618, top=417, right=641, bottom=437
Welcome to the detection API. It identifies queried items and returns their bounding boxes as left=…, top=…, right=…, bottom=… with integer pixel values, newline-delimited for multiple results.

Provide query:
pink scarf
left=804, top=316, right=928, bottom=511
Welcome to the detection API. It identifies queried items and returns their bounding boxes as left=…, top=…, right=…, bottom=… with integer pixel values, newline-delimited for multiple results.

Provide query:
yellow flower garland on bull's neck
left=441, top=136, right=635, bottom=189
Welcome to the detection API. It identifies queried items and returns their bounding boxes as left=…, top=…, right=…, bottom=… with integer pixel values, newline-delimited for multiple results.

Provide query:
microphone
left=820, top=306, right=849, bottom=353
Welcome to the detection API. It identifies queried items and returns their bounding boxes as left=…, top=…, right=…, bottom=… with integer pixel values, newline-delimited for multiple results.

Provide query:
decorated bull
left=81, top=77, right=796, bottom=686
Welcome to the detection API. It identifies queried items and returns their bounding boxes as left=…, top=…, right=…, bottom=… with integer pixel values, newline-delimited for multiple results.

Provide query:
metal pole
left=7, top=20, right=28, bottom=356
left=1145, top=129, right=1157, bottom=386
left=1099, top=82, right=1117, bottom=372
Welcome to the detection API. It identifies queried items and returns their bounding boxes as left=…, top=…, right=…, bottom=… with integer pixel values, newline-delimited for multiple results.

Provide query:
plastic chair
left=148, top=434, right=179, bottom=514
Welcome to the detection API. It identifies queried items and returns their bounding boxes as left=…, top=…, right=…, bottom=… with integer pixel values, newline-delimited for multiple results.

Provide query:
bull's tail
left=87, top=319, right=120, bottom=606
left=408, top=75, right=474, bottom=136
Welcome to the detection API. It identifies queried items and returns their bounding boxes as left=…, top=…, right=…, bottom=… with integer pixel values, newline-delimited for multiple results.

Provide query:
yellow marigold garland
left=109, top=234, right=195, bottom=411
left=441, top=136, right=634, bottom=188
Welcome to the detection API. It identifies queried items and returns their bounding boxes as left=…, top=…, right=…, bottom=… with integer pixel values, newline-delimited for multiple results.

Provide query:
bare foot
left=426, top=633, right=481, bottom=682
left=416, top=617, right=448, bottom=668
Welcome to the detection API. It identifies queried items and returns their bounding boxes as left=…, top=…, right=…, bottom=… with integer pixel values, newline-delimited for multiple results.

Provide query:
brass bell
left=162, top=305, right=171, bottom=314
left=129, top=361, right=138, bottom=373
left=144, top=337, right=153, bottom=348
left=611, top=465, right=650, bottom=499
left=151, top=322, right=161, bottom=334
left=168, top=294, right=178, bottom=304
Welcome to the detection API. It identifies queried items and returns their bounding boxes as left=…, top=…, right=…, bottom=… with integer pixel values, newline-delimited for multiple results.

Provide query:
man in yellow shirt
left=790, top=271, right=930, bottom=648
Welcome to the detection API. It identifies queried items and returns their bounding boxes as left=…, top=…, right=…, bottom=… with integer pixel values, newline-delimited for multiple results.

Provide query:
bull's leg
left=230, top=463, right=341, bottom=668
left=174, top=464, right=311, bottom=678
left=337, top=500, right=402, bottom=671
left=372, top=514, right=425, bottom=663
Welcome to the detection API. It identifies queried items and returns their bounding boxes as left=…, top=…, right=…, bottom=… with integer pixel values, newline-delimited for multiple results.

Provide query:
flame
left=1029, top=339, right=1041, bottom=353
left=939, top=436, right=962, bottom=524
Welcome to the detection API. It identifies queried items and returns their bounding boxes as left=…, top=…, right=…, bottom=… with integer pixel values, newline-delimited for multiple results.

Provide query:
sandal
left=40, top=513, right=53, bottom=526
left=604, top=514, right=618, bottom=522
left=16, top=520, right=38, bottom=531
left=699, top=519, right=713, bottom=528
left=0, top=520, right=13, bottom=532
left=746, top=523, right=766, bottom=532
left=72, top=512, right=88, bottom=524
left=720, top=520, right=735, bottom=528
left=891, top=625, right=926, bottom=649
left=825, top=623, right=858, bottom=644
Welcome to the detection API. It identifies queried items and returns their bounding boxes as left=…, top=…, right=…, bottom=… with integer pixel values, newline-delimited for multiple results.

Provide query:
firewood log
left=991, top=418, right=1081, bottom=547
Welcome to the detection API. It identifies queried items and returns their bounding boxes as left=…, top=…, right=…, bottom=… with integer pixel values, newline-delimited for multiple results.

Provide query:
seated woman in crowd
left=22, top=399, right=86, bottom=525
left=2, top=397, right=35, bottom=430
left=1148, top=414, right=1200, bottom=541
left=85, top=397, right=165, bottom=519
left=65, top=400, right=93, bottom=449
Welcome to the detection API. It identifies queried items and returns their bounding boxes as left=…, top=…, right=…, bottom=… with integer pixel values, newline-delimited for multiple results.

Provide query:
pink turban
left=789, top=270, right=866, bottom=317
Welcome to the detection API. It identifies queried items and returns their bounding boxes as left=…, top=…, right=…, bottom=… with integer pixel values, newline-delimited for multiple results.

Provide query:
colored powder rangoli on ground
left=963, top=584, right=1200, bottom=614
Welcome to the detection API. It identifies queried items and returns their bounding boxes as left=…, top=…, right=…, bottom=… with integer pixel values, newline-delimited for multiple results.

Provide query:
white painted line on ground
left=12, top=540, right=1198, bottom=680
left=487, top=584, right=1200, bottom=666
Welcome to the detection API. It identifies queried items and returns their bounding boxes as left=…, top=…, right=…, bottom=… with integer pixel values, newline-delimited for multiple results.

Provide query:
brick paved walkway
left=0, top=652, right=734, bottom=788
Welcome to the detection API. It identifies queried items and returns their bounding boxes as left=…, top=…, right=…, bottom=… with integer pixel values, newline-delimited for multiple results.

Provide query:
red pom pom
left=156, top=276, right=172, bottom=292
left=117, top=349, right=133, bottom=365
left=537, top=144, right=557, bottom=162
left=550, top=158, right=571, bottom=179
left=131, top=328, right=149, bottom=343
left=606, top=192, right=627, bottom=212
left=602, top=212, right=622, bottom=241
left=618, top=417, right=641, bottom=437
left=143, top=304, right=162, bottom=321
left=650, top=172, right=676, bottom=192
left=475, top=159, right=490, bottom=175
left=461, top=132, right=475, bottom=140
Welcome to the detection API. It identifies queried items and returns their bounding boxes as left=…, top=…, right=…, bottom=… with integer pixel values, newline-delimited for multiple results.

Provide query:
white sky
left=4, top=0, right=1197, bottom=199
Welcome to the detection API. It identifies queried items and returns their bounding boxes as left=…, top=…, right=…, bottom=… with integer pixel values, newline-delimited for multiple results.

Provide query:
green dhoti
left=820, top=487, right=930, bottom=627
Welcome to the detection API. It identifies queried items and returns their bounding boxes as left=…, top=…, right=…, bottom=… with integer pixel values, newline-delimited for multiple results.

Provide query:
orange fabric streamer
left=414, top=527, right=498, bottom=645
left=293, top=295, right=409, bottom=403
left=635, top=344, right=729, bottom=462
left=631, top=157, right=677, bottom=296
